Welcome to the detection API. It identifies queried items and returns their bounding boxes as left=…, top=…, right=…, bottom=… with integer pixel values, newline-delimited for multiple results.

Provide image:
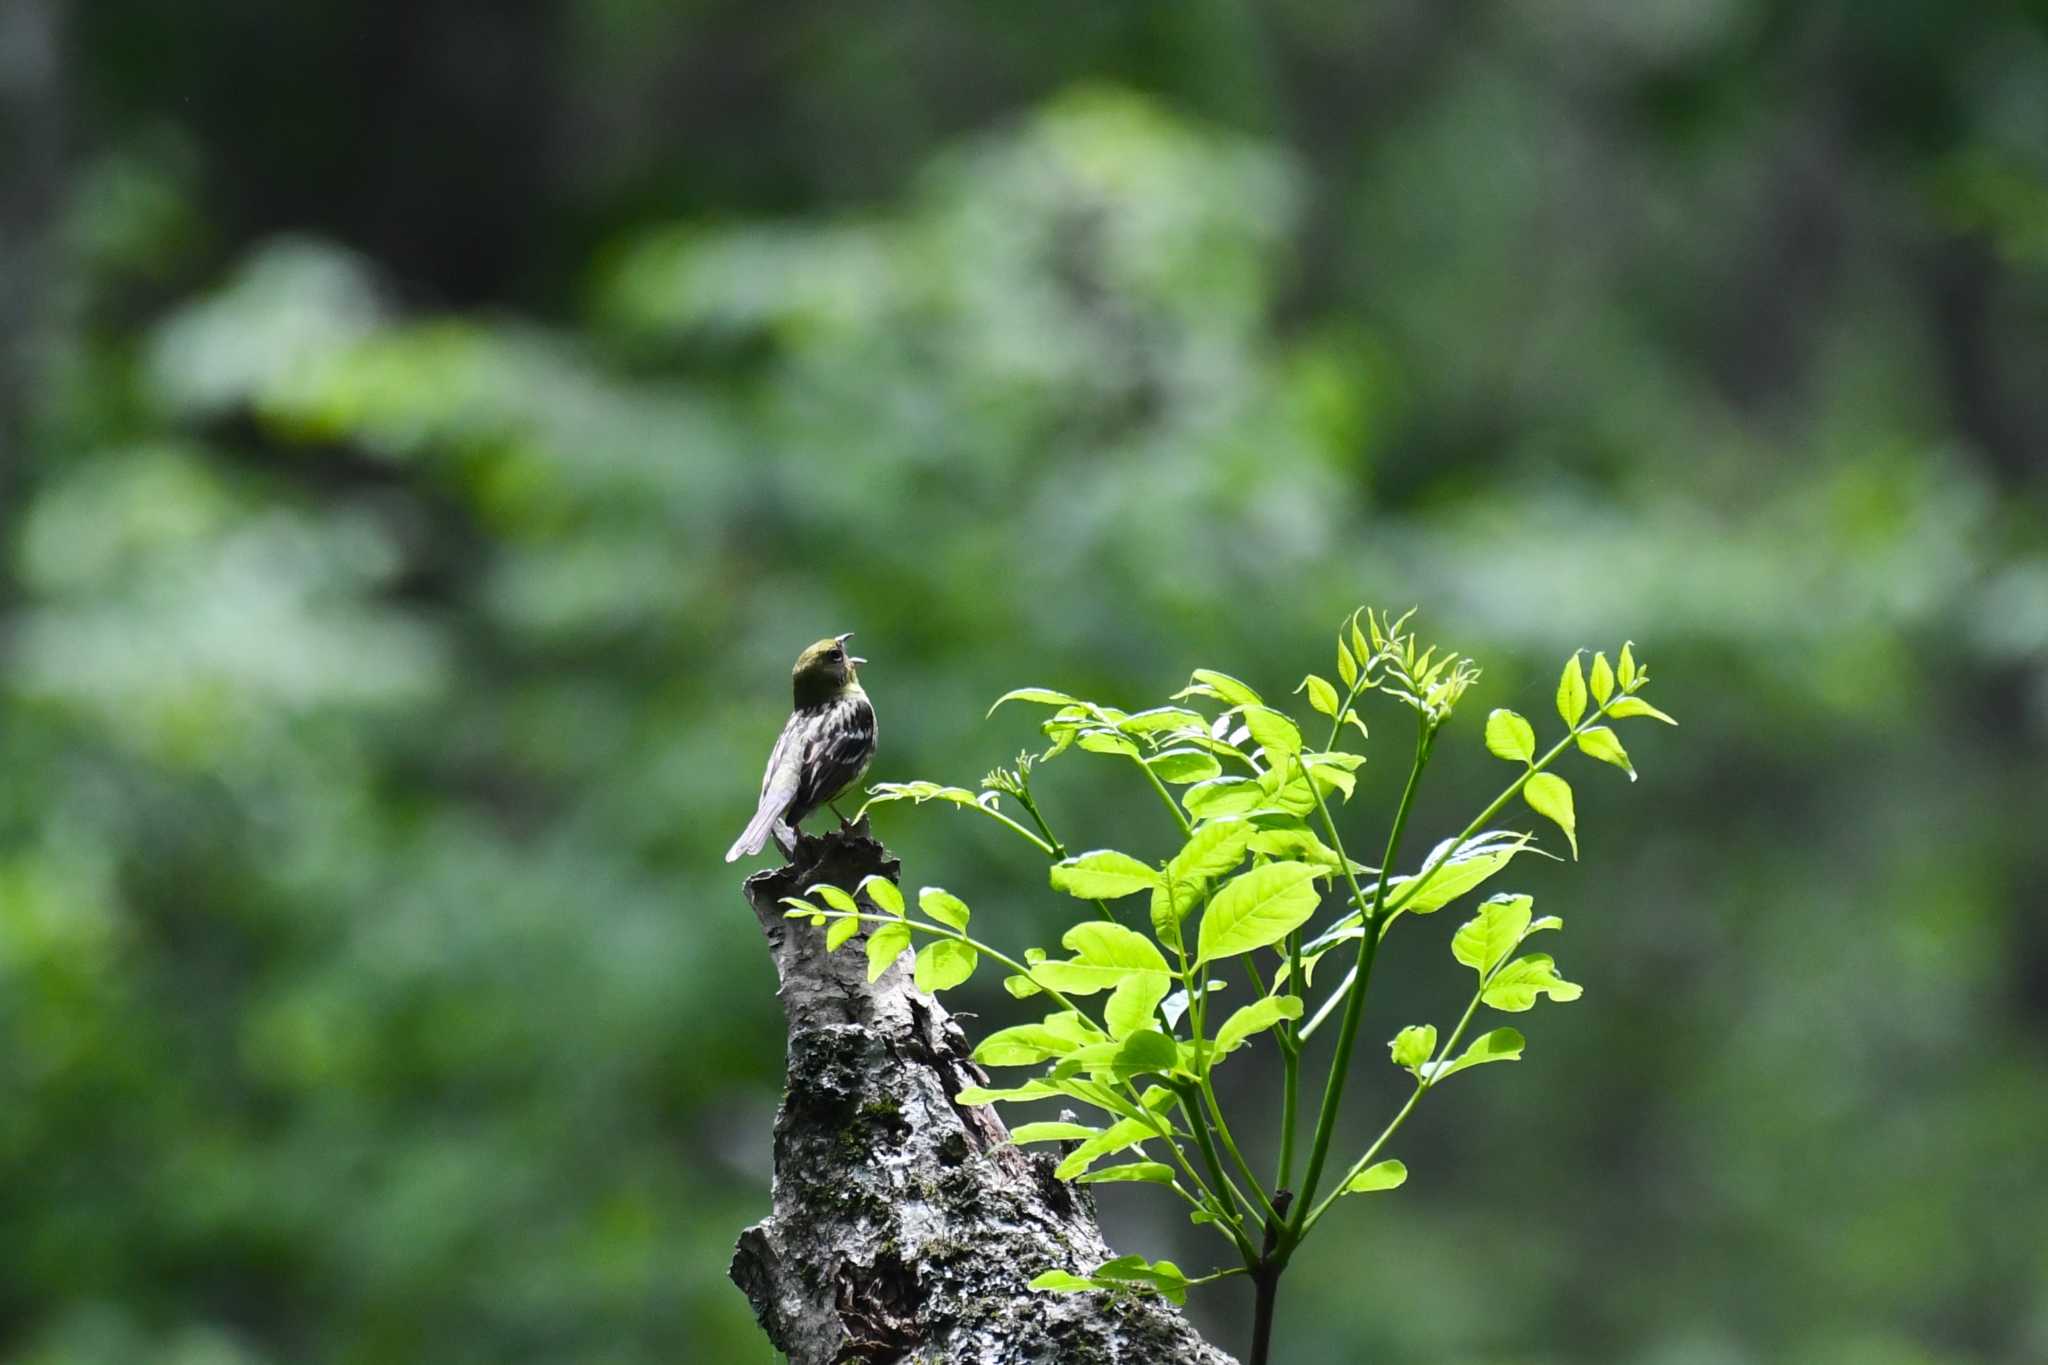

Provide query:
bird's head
left=792, top=632, right=865, bottom=707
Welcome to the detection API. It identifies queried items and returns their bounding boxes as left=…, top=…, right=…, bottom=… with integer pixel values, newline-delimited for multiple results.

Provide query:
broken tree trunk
left=730, top=820, right=1237, bottom=1364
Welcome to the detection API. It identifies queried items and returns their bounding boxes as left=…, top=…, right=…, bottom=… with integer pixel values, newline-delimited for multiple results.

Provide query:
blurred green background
left=4, top=2, right=2047, bottom=1362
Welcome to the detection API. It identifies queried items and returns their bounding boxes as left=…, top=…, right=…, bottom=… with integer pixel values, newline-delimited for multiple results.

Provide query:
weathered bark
left=731, top=820, right=1235, bottom=1365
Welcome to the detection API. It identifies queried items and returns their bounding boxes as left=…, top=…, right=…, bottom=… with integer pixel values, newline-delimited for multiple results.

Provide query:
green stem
left=1286, top=713, right=1433, bottom=1243
left=1302, top=951, right=1496, bottom=1234
left=1013, top=788, right=1118, bottom=923
left=1132, top=752, right=1195, bottom=838
left=1276, top=666, right=1371, bottom=1194
left=1198, top=1077, right=1282, bottom=1226
left=1180, top=1093, right=1262, bottom=1250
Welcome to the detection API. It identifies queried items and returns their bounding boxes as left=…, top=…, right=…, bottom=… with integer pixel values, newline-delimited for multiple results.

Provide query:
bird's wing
left=794, top=695, right=876, bottom=815
left=726, top=714, right=805, bottom=862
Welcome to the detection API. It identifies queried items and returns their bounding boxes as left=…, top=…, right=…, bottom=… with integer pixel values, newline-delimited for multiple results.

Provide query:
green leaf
left=1482, top=955, right=1583, bottom=1012
left=1590, top=651, right=1614, bottom=704
left=915, top=938, right=977, bottom=993
left=1050, top=850, right=1162, bottom=900
left=866, top=921, right=911, bottom=982
left=1350, top=611, right=1373, bottom=670
left=1110, top=1029, right=1181, bottom=1081
left=1485, top=708, right=1535, bottom=764
left=1299, top=674, right=1340, bottom=718
left=1246, top=825, right=1346, bottom=870
left=1119, top=706, right=1208, bottom=735
left=858, top=874, right=904, bottom=917
left=1010, top=1121, right=1100, bottom=1144
left=1077, top=730, right=1141, bottom=757
left=1524, top=773, right=1578, bottom=858
left=1452, top=894, right=1533, bottom=975
left=1575, top=726, right=1636, bottom=780
left=1054, top=1116, right=1155, bottom=1179
left=1389, top=1024, right=1437, bottom=1072
left=1147, top=748, right=1222, bottom=784
left=1300, top=752, right=1358, bottom=800
left=1003, top=974, right=1043, bottom=999
left=1557, top=655, right=1587, bottom=727
left=814, top=883, right=858, bottom=913
left=919, top=886, right=971, bottom=930
left=974, top=1022, right=1088, bottom=1066
left=825, top=914, right=861, bottom=952
left=1169, top=820, right=1255, bottom=885
left=1606, top=696, right=1677, bottom=725
left=1075, top=1162, right=1176, bottom=1185
left=1104, top=972, right=1172, bottom=1039
left=988, top=687, right=1080, bottom=717
left=1030, top=922, right=1171, bottom=995
left=1344, top=1160, right=1408, bottom=1194
left=955, top=1081, right=1057, bottom=1105
left=1197, top=861, right=1323, bottom=963
left=1149, top=882, right=1194, bottom=952
left=1387, top=832, right=1533, bottom=915
left=1189, top=669, right=1262, bottom=707
left=1029, top=1270, right=1100, bottom=1294
left=1336, top=639, right=1358, bottom=688
left=1617, top=641, right=1638, bottom=690
left=1256, top=758, right=1319, bottom=816
left=1242, top=705, right=1302, bottom=758
left=1424, top=1027, right=1525, bottom=1082
left=1182, top=776, right=1265, bottom=822
left=1091, top=1254, right=1191, bottom=1304
left=1209, top=995, right=1303, bottom=1060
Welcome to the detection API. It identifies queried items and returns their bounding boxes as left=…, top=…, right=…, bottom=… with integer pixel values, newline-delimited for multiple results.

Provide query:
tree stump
left=731, top=820, right=1236, bottom=1364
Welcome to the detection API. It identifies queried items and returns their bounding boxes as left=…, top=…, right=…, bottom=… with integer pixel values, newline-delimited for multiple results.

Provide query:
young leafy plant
left=780, top=610, right=1676, bottom=1365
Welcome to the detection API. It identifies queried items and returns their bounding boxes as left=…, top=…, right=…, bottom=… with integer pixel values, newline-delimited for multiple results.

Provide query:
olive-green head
left=792, top=632, right=865, bottom=708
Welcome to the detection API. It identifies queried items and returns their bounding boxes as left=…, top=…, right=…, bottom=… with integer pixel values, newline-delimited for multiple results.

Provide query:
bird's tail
left=725, top=803, right=782, bottom=863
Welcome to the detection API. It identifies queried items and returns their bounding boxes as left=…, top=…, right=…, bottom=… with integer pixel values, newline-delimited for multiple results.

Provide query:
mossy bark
left=732, top=820, right=1235, bottom=1364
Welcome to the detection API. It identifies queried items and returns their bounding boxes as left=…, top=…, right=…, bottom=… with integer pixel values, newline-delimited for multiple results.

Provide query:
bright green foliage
left=1524, top=772, right=1578, bottom=858
left=1485, top=708, right=1536, bottom=763
left=1210, top=995, right=1304, bottom=1058
left=1482, top=956, right=1583, bottom=1012
left=1452, top=894, right=1534, bottom=975
left=825, top=914, right=861, bottom=952
left=860, top=875, right=906, bottom=916
left=1344, top=1160, right=1408, bottom=1194
left=1300, top=674, right=1341, bottom=717
left=1079, top=1162, right=1177, bottom=1185
left=915, top=938, right=978, bottom=992
left=1558, top=655, right=1588, bottom=727
left=1576, top=726, right=1636, bottom=780
left=1051, top=850, right=1161, bottom=899
left=1033, top=1254, right=1191, bottom=1305
left=1198, top=862, right=1323, bottom=963
left=1607, top=696, right=1678, bottom=725
left=785, top=615, right=1668, bottom=1332
left=1390, top=1024, right=1437, bottom=1073
left=1425, top=1028, right=1526, bottom=1082
left=1011, top=1121, right=1101, bottom=1144
left=867, top=922, right=912, bottom=981
left=1148, top=749, right=1223, bottom=784
left=1590, top=651, right=1615, bottom=704
left=920, top=886, right=972, bottom=930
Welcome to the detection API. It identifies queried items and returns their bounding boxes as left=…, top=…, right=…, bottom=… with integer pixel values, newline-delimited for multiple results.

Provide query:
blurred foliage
left=4, top=1, right=2048, bottom=1362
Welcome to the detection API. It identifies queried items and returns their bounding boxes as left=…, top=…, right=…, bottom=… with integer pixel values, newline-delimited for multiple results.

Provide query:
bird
left=726, top=633, right=877, bottom=862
